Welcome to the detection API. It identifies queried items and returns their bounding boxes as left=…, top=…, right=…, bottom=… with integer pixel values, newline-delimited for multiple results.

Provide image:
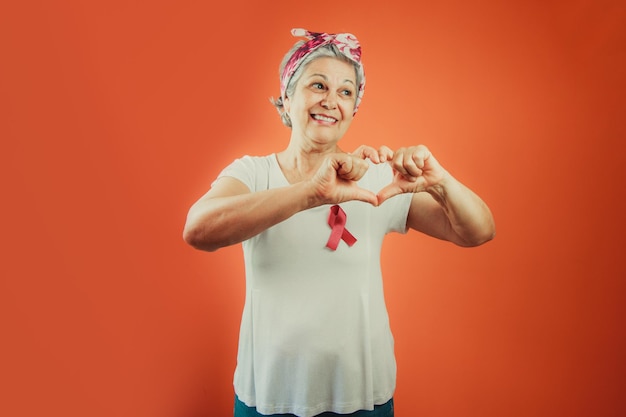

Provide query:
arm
left=183, top=153, right=378, bottom=252
left=183, top=177, right=315, bottom=251
left=377, top=145, right=495, bottom=247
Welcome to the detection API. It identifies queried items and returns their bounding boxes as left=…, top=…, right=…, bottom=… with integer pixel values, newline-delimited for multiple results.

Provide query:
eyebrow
left=308, top=73, right=356, bottom=86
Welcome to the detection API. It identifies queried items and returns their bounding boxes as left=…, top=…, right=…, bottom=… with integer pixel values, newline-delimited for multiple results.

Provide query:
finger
left=337, top=155, right=369, bottom=181
left=412, top=147, right=428, bottom=168
left=412, top=145, right=432, bottom=169
left=376, top=183, right=402, bottom=205
left=350, top=188, right=378, bottom=206
left=390, top=150, right=406, bottom=174
left=400, top=149, right=420, bottom=177
left=352, top=145, right=380, bottom=163
left=348, top=157, right=369, bottom=181
left=351, top=145, right=370, bottom=157
left=336, top=156, right=352, bottom=176
left=378, top=145, right=394, bottom=162
left=394, top=147, right=426, bottom=180
left=390, top=150, right=415, bottom=180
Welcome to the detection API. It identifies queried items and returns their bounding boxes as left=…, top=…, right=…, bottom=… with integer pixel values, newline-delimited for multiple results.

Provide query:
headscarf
left=280, top=28, right=366, bottom=114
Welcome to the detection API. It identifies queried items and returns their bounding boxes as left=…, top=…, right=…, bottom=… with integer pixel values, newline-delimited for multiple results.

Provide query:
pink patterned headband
left=280, top=28, right=366, bottom=114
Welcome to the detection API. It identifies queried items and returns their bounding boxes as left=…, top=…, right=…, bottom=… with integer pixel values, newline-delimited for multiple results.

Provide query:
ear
left=283, top=96, right=291, bottom=114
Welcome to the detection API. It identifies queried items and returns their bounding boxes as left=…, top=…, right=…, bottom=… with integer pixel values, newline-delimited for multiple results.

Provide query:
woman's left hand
left=353, top=143, right=495, bottom=246
left=377, top=145, right=447, bottom=205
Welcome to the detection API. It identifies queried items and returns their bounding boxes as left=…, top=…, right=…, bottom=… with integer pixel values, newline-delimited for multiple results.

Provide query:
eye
left=311, top=82, right=325, bottom=90
left=341, top=89, right=354, bottom=97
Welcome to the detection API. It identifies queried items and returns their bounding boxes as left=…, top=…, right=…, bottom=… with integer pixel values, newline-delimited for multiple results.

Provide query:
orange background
left=2, top=1, right=625, bottom=416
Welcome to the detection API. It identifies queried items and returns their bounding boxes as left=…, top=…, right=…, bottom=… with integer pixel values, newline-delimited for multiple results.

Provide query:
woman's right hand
left=310, top=153, right=378, bottom=206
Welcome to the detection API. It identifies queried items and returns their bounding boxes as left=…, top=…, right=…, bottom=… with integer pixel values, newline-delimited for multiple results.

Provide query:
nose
left=321, top=91, right=337, bottom=109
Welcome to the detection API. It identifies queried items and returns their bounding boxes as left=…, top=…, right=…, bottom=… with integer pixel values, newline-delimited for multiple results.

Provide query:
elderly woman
left=183, top=28, right=495, bottom=417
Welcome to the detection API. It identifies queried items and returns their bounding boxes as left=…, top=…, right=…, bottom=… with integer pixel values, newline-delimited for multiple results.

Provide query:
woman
left=183, top=28, right=495, bottom=417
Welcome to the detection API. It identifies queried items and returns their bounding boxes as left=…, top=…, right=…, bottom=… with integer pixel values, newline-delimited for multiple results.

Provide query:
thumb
left=349, top=188, right=378, bottom=206
left=376, top=184, right=402, bottom=205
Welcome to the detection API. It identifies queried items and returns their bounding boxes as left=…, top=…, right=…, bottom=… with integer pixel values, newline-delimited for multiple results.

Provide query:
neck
left=277, top=139, right=343, bottom=184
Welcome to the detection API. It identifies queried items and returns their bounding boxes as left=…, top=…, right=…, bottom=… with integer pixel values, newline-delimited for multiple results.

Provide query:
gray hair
left=270, top=42, right=362, bottom=128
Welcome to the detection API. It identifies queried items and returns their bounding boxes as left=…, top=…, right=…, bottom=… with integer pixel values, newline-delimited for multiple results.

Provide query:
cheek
left=291, top=97, right=315, bottom=117
left=340, top=101, right=356, bottom=118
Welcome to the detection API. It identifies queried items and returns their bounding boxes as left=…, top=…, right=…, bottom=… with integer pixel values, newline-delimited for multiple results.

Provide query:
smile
left=311, top=114, right=337, bottom=123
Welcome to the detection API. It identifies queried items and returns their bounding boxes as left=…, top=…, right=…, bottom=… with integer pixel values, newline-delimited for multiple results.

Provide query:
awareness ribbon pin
left=326, top=205, right=357, bottom=250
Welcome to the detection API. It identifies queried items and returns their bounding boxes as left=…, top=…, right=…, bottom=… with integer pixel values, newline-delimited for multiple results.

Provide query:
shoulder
left=232, top=154, right=275, bottom=168
left=217, top=154, right=278, bottom=192
left=221, top=154, right=276, bottom=175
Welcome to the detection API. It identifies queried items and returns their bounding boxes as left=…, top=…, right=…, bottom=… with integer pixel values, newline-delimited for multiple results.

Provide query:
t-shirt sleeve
left=212, top=155, right=265, bottom=192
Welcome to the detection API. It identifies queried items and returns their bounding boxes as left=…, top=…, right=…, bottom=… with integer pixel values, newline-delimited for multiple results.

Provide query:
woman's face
left=284, top=57, right=357, bottom=146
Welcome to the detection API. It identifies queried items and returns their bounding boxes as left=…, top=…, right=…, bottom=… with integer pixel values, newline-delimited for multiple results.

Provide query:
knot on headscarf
left=280, top=28, right=366, bottom=114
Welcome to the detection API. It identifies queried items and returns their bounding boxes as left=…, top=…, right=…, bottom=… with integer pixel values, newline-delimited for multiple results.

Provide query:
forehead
left=302, top=57, right=356, bottom=82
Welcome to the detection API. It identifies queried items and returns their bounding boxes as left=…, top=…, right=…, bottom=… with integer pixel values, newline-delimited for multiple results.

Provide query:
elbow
left=483, top=219, right=497, bottom=244
left=182, top=225, right=202, bottom=250
left=475, top=228, right=496, bottom=246
left=452, top=216, right=496, bottom=247
left=460, top=224, right=496, bottom=247
left=182, top=223, right=220, bottom=252
left=182, top=225, right=198, bottom=248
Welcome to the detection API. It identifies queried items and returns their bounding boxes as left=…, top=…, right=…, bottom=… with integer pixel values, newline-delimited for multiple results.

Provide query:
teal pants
left=234, top=395, right=394, bottom=417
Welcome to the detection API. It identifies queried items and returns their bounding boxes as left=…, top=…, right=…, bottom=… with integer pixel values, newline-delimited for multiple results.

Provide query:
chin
left=307, top=131, right=341, bottom=144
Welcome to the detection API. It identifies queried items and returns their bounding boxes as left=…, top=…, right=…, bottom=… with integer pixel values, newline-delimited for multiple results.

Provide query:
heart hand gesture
left=376, top=145, right=448, bottom=205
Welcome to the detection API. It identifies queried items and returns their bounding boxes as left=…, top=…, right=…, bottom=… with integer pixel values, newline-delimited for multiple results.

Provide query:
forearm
left=426, top=172, right=496, bottom=247
left=183, top=181, right=318, bottom=252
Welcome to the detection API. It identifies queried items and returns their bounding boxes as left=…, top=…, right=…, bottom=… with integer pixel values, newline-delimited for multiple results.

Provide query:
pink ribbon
left=326, top=205, right=357, bottom=250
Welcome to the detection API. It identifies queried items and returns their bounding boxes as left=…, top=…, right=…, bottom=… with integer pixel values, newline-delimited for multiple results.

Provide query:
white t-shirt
left=216, top=154, right=412, bottom=417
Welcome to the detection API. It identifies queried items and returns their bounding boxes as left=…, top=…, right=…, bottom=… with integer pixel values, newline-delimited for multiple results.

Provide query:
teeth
left=313, top=114, right=336, bottom=122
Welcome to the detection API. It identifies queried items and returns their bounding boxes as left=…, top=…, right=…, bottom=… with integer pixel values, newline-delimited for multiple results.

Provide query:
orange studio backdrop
left=1, top=1, right=625, bottom=416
